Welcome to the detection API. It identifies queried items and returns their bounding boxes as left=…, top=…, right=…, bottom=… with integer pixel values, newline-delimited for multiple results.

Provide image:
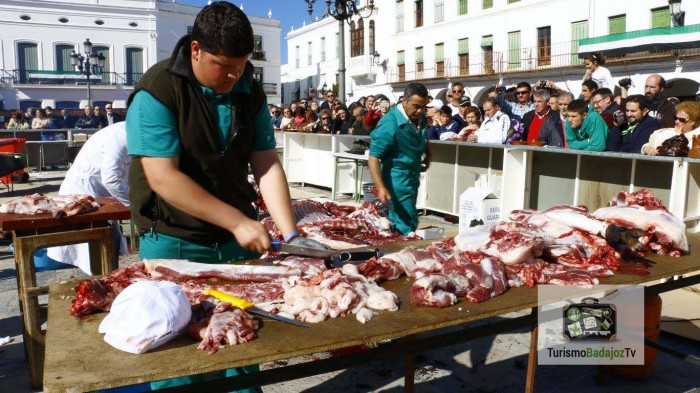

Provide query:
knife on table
left=204, top=289, right=310, bottom=328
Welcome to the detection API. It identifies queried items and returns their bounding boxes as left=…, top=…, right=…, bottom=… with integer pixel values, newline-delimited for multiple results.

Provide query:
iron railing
left=3, top=70, right=145, bottom=86
left=387, top=39, right=700, bottom=83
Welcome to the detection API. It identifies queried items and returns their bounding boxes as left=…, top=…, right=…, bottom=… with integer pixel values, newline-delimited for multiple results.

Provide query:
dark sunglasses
left=452, top=89, right=464, bottom=93
left=516, top=90, right=530, bottom=95
left=675, top=116, right=689, bottom=123
left=321, top=117, right=330, bottom=120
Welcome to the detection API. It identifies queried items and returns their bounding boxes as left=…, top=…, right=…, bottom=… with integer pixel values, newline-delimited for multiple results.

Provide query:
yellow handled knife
left=204, top=289, right=310, bottom=328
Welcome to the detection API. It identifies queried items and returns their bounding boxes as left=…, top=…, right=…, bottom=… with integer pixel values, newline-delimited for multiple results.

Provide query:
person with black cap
left=452, top=95, right=472, bottom=130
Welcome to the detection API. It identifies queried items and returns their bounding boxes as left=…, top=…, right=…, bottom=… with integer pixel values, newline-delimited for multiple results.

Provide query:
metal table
left=42, top=236, right=700, bottom=393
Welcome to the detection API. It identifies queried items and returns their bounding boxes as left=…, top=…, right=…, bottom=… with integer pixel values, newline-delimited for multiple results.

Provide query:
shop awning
left=578, top=24, right=700, bottom=57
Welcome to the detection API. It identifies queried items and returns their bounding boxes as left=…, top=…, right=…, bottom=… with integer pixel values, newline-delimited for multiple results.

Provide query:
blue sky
left=178, top=0, right=320, bottom=63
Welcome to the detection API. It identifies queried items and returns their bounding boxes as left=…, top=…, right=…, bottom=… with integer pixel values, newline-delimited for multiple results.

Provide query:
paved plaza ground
left=0, top=169, right=698, bottom=392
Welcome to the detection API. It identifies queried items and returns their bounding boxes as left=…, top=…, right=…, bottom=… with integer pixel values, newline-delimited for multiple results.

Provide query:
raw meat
left=69, top=262, right=150, bottom=317
left=455, top=222, right=546, bottom=265
left=143, top=259, right=302, bottom=283
left=610, top=189, right=669, bottom=211
left=592, top=205, right=688, bottom=255
left=193, top=302, right=259, bottom=354
left=410, top=274, right=457, bottom=308
left=441, top=253, right=508, bottom=303
left=0, top=193, right=101, bottom=218
left=356, top=257, right=405, bottom=282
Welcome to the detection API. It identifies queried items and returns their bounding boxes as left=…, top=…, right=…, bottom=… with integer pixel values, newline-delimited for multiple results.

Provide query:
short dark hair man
left=565, top=99, right=608, bottom=151
left=607, top=94, right=659, bottom=153
left=494, top=81, right=534, bottom=143
left=591, top=88, right=620, bottom=128
left=369, top=83, right=430, bottom=234
left=126, top=4, right=328, bottom=387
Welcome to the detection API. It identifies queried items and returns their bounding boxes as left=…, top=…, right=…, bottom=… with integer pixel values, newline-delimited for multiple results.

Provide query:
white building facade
left=282, top=0, right=700, bottom=106
left=0, top=0, right=282, bottom=111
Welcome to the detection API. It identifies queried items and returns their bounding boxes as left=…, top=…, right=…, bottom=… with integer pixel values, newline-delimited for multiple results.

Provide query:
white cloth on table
left=46, top=122, right=130, bottom=275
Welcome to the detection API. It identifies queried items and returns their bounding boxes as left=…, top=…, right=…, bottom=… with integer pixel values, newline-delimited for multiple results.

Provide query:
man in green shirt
left=565, top=99, right=608, bottom=151
left=369, top=83, right=431, bottom=234
left=126, top=2, right=326, bottom=391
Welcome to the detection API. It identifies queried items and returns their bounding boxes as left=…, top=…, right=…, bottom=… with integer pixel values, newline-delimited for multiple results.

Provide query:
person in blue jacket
left=369, top=83, right=431, bottom=234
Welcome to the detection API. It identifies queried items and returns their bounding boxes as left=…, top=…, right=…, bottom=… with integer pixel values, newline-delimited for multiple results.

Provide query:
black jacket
left=608, top=115, right=659, bottom=153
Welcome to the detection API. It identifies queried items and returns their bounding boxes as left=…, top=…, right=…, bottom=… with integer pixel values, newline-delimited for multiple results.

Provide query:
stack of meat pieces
left=70, top=257, right=400, bottom=354
left=0, top=192, right=101, bottom=218
left=261, top=199, right=418, bottom=249
left=355, top=189, right=688, bottom=308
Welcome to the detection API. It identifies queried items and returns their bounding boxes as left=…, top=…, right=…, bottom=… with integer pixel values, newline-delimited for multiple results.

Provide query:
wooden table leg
left=404, top=334, right=415, bottom=393
left=12, top=226, right=117, bottom=389
left=525, top=324, right=538, bottom=393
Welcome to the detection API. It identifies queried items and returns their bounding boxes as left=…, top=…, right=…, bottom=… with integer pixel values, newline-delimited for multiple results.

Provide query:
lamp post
left=668, top=0, right=685, bottom=27
left=70, top=38, right=105, bottom=107
left=304, top=0, right=375, bottom=104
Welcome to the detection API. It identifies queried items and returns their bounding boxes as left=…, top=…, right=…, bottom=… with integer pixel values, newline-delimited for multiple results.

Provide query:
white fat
left=341, top=264, right=359, bottom=275
left=355, top=307, right=377, bottom=323
left=367, top=290, right=399, bottom=311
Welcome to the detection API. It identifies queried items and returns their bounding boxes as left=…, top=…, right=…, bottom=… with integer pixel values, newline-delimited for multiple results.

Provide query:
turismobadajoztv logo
left=562, top=297, right=616, bottom=341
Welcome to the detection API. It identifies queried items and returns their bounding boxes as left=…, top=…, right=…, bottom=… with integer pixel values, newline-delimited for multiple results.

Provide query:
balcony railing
left=387, top=39, right=700, bottom=83
left=3, top=70, right=144, bottom=87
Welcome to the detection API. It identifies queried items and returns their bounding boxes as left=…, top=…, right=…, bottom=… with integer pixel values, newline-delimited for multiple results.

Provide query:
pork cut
left=410, top=274, right=457, bottom=308
left=0, top=193, right=101, bottom=218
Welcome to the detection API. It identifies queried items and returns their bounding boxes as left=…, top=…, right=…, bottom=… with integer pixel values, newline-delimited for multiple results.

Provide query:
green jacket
left=565, top=107, right=608, bottom=151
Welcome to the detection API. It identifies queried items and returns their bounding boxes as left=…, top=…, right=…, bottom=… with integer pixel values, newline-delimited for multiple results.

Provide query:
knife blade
left=204, top=289, right=310, bottom=328
left=271, top=240, right=337, bottom=259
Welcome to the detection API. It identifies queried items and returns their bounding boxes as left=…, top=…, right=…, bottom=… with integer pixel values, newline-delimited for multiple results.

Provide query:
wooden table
left=42, top=237, right=700, bottom=393
left=0, top=197, right=131, bottom=389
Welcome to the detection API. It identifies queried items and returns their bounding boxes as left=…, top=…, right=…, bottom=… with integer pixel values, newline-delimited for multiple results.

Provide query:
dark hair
left=516, top=82, right=532, bottom=91
left=404, top=83, right=429, bottom=99
left=439, top=105, right=452, bottom=116
left=452, top=82, right=464, bottom=89
left=192, top=1, right=254, bottom=57
left=582, top=79, right=599, bottom=91
left=625, top=94, right=651, bottom=111
left=483, top=97, right=500, bottom=108
left=567, top=99, right=588, bottom=115
left=592, top=88, right=613, bottom=101
left=293, top=106, right=306, bottom=117
left=584, top=52, right=606, bottom=65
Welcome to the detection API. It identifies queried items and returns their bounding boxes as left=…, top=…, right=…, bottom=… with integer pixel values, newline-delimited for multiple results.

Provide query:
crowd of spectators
left=271, top=52, right=698, bottom=157
left=2, top=103, right=125, bottom=130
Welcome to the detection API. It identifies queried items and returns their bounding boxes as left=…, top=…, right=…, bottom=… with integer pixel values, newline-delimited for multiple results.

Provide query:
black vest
left=128, top=35, right=264, bottom=244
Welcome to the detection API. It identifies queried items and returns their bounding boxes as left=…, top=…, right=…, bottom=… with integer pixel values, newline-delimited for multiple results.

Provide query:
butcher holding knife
left=125, top=2, right=327, bottom=391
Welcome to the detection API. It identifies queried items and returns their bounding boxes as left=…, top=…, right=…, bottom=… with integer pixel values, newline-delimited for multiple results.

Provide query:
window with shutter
left=458, top=0, right=468, bottom=15
left=508, top=31, right=520, bottom=69
left=609, top=15, right=626, bottom=35
left=483, top=0, right=493, bottom=10
left=651, top=7, right=670, bottom=29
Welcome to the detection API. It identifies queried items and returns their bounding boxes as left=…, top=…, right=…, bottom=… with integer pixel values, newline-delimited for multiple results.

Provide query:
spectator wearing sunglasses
left=495, top=81, right=534, bottom=143
left=447, top=82, right=465, bottom=116
left=320, top=91, right=335, bottom=111
left=313, top=109, right=333, bottom=134
left=642, top=101, right=700, bottom=155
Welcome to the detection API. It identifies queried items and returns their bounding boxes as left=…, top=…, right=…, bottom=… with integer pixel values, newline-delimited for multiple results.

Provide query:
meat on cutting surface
left=455, top=222, right=546, bottom=265
left=0, top=193, right=101, bottom=218
left=192, top=302, right=259, bottom=355
left=442, top=253, right=508, bottom=303
left=143, top=259, right=302, bottom=283
left=69, top=262, right=150, bottom=317
left=410, top=274, right=457, bottom=308
left=592, top=205, right=688, bottom=256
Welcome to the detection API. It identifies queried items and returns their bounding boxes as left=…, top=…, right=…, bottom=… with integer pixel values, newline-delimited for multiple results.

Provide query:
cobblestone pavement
left=0, top=170, right=698, bottom=393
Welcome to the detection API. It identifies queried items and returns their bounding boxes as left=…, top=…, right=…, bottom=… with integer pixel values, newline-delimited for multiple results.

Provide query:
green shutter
left=508, top=31, right=520, bottom=69
left=570, top=20, right=588, bottom=65
left=508, top=0, right=520, bottom=3
left=416, top=47, right=423, bottom=63
left=93, top=45, right=110, bottom=83
left=651, top=7, right=670, bottom=29
left=483, top=0, right=493, bottom=10
left=435, top=44, right=444, bottom=61
left=609, top=15, right=626, bottom=35
left=397, top=50, right=405, bottom=65
left=458, top=0, right=468, bottom=15
left=55, top=45, right=74, bottom=72
left=481, top=35, right=493, bottom=47
left=458, top=38, right=469, bottom=54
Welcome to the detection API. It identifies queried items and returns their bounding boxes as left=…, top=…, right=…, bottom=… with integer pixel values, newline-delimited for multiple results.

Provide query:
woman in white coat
left=46, top=121, right=130, bottom=275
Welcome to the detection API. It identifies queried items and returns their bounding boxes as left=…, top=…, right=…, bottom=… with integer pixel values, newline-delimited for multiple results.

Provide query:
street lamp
left=70, top=38, right=105, bottom=106
left=304, top=0, right=375, bottom=104
left=668, top=0, right=685, bottom=27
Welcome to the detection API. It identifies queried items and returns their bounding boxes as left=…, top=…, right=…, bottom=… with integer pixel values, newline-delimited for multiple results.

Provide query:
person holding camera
left=494, top=81, right=534, bottom=143
left=583, top=52, right=614, bottom=90
left=364, top=94, right=390, bottom=131
left=607, top=95, right=659, bottom=153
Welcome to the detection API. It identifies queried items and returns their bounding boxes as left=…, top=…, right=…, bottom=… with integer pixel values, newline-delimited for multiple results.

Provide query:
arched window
left=349, top=21, right=358, bottom=58
left=357, top=19, right=365, bottom=57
